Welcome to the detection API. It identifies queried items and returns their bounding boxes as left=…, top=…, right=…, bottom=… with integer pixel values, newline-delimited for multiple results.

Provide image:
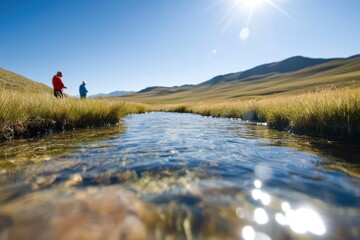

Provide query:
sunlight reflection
left=254, top=208, right=269, bottom=224
left=254, top=164, right=273, bottom=181
left=275, top=213, right=287, bottom=225
left=251, top=179, right=271, bottom=206
left=275, top=202, right=326, bottom=236
left=251, top=188, right=262, bottom=200
left=255, top=232, right=272, bottom=240
left=242, top=225, right=255, bottom=240
left=281, top=201, right=291, bottom=212
left=249, top=181, right=325, bottom=236
left=251, top=189, right=271, bottom=206
left=260, top=192, right=271, bottom=206
left=254, top=179, right=262, bottom=188
left=241, top=225, right=272, bottom=240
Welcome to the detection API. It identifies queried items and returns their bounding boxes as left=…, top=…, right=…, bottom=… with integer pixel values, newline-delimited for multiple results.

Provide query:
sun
left=240, top=0, right=265, bottom=9
left=209, top=0, right=289, bottom=43
left=228, top=0, right=289, bottom=41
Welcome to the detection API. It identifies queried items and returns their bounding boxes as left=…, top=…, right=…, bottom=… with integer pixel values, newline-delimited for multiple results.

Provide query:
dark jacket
left=79, top=84, right=88, bottom=95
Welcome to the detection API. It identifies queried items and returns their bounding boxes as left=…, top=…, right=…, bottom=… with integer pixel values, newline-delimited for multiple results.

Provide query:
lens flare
left=240, top=27, right=250, bottom=41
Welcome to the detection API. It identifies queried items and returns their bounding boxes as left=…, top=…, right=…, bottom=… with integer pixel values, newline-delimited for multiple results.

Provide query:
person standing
left=52, top=71, right=67, bottom=98
left=79, top=81, right=88, bottom=99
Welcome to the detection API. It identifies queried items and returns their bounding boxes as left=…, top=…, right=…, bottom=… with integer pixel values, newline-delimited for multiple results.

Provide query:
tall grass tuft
left=0, top=90, right=149, bottom=140
left=157, top=87, right=360, bottom=140
left=2, top=87, right=359, bottom=140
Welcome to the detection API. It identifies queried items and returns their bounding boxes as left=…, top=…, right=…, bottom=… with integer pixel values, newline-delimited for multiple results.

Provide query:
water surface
left=0, top=112, right=359, bottom=239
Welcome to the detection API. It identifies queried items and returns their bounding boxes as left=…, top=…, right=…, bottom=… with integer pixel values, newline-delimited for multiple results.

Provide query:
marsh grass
left=0, top=90, right=149, bottom=140
left=157, top=87, right=360, bottom=140
left=2, top=87, right=359, bottom=141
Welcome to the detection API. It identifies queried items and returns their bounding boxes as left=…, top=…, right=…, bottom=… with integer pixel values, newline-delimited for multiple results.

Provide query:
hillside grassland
left=117, top=70, right=360, bottom=104
left=117, top=57, right=360, bottom=104
left=0, top=90, right=150, bottom=140
left=0, top=68, right=51, bottom=93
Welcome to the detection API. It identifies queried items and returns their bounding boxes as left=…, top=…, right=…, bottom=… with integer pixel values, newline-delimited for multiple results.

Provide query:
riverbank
left=2, top=87, right=360, bottom=142
left=0, top=90, right=149, bottom=140
left=155, top=87, right=360, bottom=141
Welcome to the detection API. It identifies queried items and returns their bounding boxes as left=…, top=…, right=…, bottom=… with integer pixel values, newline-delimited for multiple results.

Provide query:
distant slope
left=0, top=68, right=52, bottom=93
left=138, top=85, right=195, bottom=95
left=201, top=56, right=340, bottom=85
left=90, top=90, right=135, bottom=98
left=117, top=54, right=360, bottom=103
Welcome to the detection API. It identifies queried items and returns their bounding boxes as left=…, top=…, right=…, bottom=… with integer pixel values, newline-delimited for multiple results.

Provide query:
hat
left=82, top=81, right=86, bottom=85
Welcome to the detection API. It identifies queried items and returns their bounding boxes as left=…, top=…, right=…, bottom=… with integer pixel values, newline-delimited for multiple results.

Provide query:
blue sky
left=1, top=0, right=360, bottom=96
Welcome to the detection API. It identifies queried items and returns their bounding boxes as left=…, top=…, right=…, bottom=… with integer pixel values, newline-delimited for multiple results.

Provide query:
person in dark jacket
left=79, top=81, right=88, bottom=99
left=52, top=71, right=67, bottom=98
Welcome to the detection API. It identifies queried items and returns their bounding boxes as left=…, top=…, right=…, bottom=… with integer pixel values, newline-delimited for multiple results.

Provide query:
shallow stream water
left=0, top=112, right=360, bottom=240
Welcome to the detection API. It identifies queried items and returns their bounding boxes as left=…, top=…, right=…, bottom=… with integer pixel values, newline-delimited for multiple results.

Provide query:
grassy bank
left=0, top=90, right=149, bottom=140
left=2, top=87, right=360, bottom=142
left=156, top=87, right=360, bottom=141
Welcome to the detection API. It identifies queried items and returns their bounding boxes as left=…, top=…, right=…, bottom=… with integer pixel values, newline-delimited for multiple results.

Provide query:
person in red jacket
left=52, top=71, right=67, bottom=98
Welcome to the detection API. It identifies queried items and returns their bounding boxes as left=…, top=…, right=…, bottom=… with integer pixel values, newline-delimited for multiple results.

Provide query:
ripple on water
left=0, top=112, right=360, bottom=239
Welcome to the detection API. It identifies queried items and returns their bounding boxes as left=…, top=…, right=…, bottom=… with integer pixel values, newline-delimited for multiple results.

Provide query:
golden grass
left=0, top=90, right=150, bottom=139
left=0, top=68, right=52, bottom=93
left=117, top=57, right=360, bottom=104
left=1, top=86, right=359, bottom=140
left=155, top=87, right=360, bottom=139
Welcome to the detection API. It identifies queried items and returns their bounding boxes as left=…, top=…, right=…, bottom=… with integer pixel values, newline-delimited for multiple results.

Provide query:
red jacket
left=52, top=75, right=65, bottom=91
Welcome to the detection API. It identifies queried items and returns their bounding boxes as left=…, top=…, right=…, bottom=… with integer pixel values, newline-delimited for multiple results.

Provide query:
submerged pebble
left=65, top=174, right=83, bottom=187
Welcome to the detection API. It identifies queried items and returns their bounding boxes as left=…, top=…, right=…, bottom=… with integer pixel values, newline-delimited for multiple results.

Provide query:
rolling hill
left=200, top=56, right=340, bottom=86
left=0, top=68, right=52, bottom=93
left=2, top=54, right=360, bottom=102
left=89, top=90, right=135, bottom=98
left=116, top=54, right=360, bottom=103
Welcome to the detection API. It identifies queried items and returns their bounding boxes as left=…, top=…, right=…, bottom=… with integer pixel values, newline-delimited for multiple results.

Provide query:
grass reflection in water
left=0, top=124, right=125, bottom=168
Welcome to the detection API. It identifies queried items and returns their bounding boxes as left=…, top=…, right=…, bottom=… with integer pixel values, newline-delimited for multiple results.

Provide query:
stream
left=0, top=112, right=359, bottom=240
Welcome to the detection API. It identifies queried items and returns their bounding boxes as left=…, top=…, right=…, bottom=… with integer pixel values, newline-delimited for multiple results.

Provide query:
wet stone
left=65, top=174, right=83, bottom=187
left=35, top=175, right=57, bottom=188
left=0, top=186, right=156, bottom=240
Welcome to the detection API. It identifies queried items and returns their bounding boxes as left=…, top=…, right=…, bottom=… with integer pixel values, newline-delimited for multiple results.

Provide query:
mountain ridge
left=117, top=54, right=360, bottom=103
left=89, top=90, right=135, bottom=98
left=200, top=56, right=341, bottom=86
